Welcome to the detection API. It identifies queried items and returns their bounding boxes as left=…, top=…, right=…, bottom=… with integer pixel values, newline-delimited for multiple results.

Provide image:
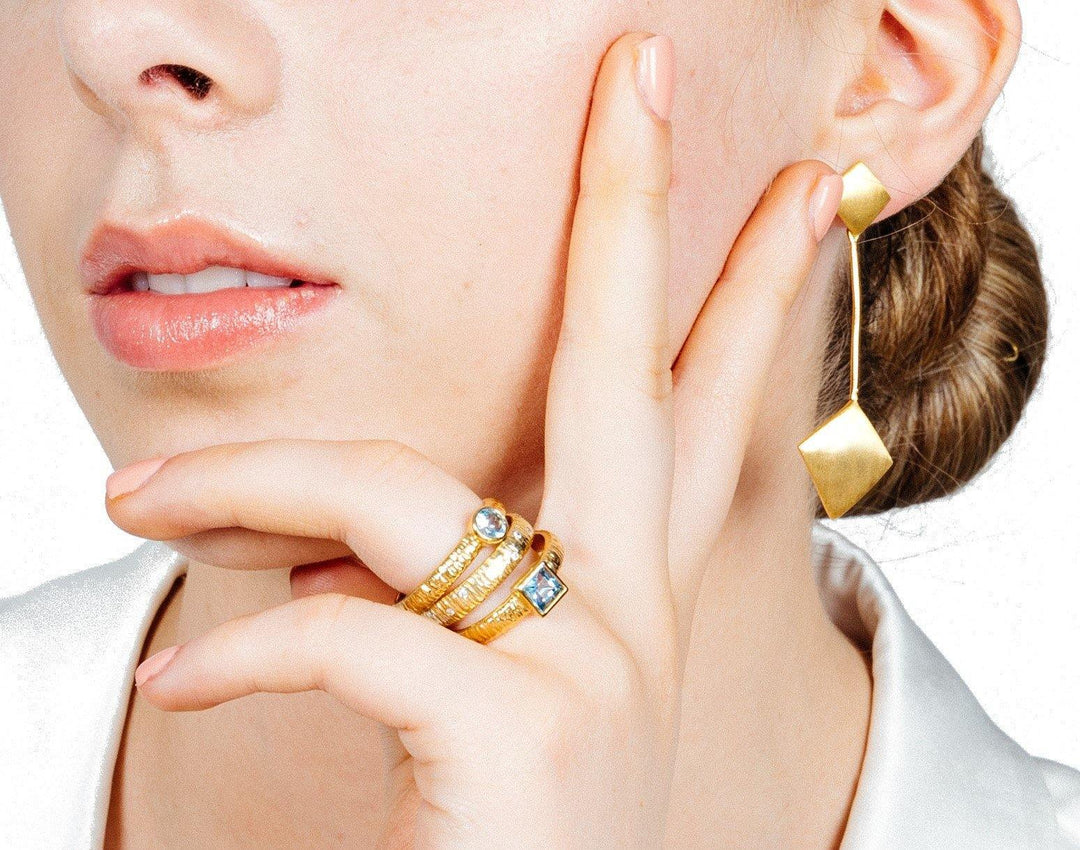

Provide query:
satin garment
left=1, top=523, right=1077, bottom=848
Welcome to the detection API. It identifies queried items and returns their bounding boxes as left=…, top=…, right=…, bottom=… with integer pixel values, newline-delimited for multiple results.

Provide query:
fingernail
left=809, top=173, right=844, bottom=242
left=634, top=34, right=675, bottom=122
left=106, top=456, right=168, bottom=500
left=135, top=644, right=179, bottom=687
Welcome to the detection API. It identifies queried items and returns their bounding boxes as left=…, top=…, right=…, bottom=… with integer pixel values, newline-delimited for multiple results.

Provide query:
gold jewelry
left=423, top=512, right=535, bottom=627
left=798, top=162, right=894, bottom=519
left=395, top=498, right=511, bottom=614
left=458, top=529, right=567, bottom=644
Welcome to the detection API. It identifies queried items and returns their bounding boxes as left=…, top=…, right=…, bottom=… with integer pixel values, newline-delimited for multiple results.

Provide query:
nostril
left=139, top=64, right=214, bottom=100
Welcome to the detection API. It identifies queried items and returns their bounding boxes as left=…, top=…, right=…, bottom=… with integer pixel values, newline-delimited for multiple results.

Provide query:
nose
left=58, top=0, right=280, bottom=132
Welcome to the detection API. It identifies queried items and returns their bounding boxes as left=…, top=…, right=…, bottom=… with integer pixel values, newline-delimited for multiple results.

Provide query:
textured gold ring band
left=395, top=498, right=509, bottom=615
left=423, top=512, right=535, bottom=627
left=458, top=529, right=567, bottom=644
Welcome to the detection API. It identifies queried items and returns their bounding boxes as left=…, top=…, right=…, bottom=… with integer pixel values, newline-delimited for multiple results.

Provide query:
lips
left=81, top=216, right=341, bottom=371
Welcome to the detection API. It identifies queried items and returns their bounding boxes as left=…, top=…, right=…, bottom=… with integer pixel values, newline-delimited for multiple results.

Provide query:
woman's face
left=0, top=1, right=816, bottom=492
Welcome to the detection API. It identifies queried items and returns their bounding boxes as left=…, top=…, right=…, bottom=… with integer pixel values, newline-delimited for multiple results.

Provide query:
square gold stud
left=798, top=400, right=893, bottom=519
left=838, top=163, right=891, bottom=236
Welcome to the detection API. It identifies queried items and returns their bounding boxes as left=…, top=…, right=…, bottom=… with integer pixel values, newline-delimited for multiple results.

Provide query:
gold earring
left=798, top=162, right=893, bottom=519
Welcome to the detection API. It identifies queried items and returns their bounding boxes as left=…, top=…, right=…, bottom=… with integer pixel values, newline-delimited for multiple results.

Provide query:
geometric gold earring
left=798, top=162, right=894, bottom=519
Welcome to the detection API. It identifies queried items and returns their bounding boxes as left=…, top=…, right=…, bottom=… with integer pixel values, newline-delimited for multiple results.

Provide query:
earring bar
left=848, top=229, right=862, bottom=402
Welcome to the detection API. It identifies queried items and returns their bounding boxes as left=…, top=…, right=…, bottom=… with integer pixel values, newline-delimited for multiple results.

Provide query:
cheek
left=306, top=4, right=623, bottom=410
left=0, top=13, right=98, bottom=382
left=319, top=3, right=614, bottom=314
left=660, top=9, right=808, bottom=356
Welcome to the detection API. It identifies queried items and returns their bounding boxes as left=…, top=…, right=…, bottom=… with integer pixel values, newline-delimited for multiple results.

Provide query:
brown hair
left=816, top=132, right=1049, bottom=515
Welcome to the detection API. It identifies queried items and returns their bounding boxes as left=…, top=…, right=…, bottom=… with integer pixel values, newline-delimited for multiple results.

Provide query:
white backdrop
left=2, top=3, right=1078, bottom=770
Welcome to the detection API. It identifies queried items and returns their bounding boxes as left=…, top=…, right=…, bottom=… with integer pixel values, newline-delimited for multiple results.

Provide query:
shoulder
left=810, top=523, right=1080, bottom=848
left=0, top=538, right=186, bottom=696
left=0, top=541, right=186, bottom=848
left=0, top=539, right=183, bottom=635
left=0, top=537, right=185, bottom=699
left=1034, top=756, right=1080, bottom=847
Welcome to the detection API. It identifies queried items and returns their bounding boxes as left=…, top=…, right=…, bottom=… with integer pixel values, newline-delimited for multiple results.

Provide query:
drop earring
left=798, top=162, right=893, bottom=519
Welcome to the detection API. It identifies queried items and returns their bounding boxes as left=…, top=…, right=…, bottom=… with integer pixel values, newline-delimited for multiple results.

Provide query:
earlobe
left=816, top=0, right=1021, bottom=218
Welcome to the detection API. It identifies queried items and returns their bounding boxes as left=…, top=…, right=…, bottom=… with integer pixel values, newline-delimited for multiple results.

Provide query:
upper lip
left=80, top=214, right=339, bottom=295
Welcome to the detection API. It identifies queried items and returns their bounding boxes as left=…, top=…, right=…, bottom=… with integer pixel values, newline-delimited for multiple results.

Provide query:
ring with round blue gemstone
left=422, top=512, right=535, bottom=627
left=395, top=497, right=510, bottom=614
left=457, top=529, right=568, bottom=645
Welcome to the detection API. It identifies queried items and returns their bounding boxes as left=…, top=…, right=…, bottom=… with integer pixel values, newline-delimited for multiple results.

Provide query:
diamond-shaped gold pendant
left=798, top=400, right=893, bottom=519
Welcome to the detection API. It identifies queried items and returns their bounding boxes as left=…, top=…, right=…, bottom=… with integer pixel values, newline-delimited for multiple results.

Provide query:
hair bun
left=817, top=133, right=1049, bottom=515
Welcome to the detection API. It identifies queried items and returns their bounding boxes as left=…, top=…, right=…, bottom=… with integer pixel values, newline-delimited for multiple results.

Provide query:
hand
left=106, top=30, right=842, bottom=848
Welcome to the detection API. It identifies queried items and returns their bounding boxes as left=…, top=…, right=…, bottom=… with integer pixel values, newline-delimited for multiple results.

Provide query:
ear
left=810, top=0, right=1021, bottom=219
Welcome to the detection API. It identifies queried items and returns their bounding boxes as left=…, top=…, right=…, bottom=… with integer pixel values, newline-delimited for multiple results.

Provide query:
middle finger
left=540, top=31, right=676, bottom=592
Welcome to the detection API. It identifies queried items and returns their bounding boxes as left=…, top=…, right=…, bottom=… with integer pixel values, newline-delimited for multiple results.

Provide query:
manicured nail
left=809, top=173, right=844, bottom=242
left=634, top=34, right=675, bottom=122
left=106, top=456, right=168, bottom=500
left=135, top=644, right=179, bottom=687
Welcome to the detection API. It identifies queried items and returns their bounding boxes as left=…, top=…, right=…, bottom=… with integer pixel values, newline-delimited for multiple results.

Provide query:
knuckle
left=295, top=592, right=354, bottom=689
left=353, top=439, right=427, bottom=488
left=636, top=347, right=674, bottom=402
left=195, top=440, right=257, bottom=482
left=620, top=339, right=673, bottom=403
left=579, top=169, right=670, bottom=210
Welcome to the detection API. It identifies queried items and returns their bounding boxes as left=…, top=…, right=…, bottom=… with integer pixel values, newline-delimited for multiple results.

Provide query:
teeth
left=245, top=271, right=292, bottom=288
left=185, top=265, right=245, bottom=293
left=138, top=265, right=295, bottom=294
left=147, top=273, right=186, bottom=295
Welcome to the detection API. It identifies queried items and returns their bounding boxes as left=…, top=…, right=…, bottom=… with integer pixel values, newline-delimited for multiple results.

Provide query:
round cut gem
left=472, top=506, right=508, bottom=542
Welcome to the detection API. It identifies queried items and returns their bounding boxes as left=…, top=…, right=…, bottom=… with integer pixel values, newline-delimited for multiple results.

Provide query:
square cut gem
left=520, top=564, right=566, bottom=615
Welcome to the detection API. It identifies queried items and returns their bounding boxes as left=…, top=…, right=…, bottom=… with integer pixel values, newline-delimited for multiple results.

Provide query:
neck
left=666, top=458, right=872, bottom=847
left=110, top=469, right=870, bottom=850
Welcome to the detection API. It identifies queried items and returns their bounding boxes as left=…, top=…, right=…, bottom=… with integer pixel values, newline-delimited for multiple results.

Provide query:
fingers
left=290, top=556, right=400, bottom=603
left=669, top=161, right=843, bottom=589
left=540, top=32, right=676, bottom=595
left=133, top=592, right=520, bottom=752
left=166, top=527, right=354, bottom=572
left=105, top=438, right=482, bottom=596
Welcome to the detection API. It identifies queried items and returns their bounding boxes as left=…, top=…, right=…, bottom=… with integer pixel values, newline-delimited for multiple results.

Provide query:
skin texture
left=0, top=1, right=1021, bottom=846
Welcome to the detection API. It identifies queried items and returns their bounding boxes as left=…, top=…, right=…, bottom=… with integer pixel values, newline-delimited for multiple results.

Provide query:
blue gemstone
left=521, top=565, right=565, bottom=614
left=473, top=506, right=508, bottom=542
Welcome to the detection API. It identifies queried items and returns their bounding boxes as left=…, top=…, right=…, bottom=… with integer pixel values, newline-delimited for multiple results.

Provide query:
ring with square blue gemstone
left=457, top=529, right=568, bottom=645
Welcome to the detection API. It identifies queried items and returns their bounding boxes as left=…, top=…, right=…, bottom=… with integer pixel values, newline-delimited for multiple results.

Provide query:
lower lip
left=89, top=283, right=341, bottom=370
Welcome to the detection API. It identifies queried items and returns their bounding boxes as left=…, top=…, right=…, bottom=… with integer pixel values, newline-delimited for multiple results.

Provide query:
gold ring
left=395, top=498, right=510, bottom=614
left=457, top=529, right=567, bottom=644
left=422, top=512, right=535, bottom=627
